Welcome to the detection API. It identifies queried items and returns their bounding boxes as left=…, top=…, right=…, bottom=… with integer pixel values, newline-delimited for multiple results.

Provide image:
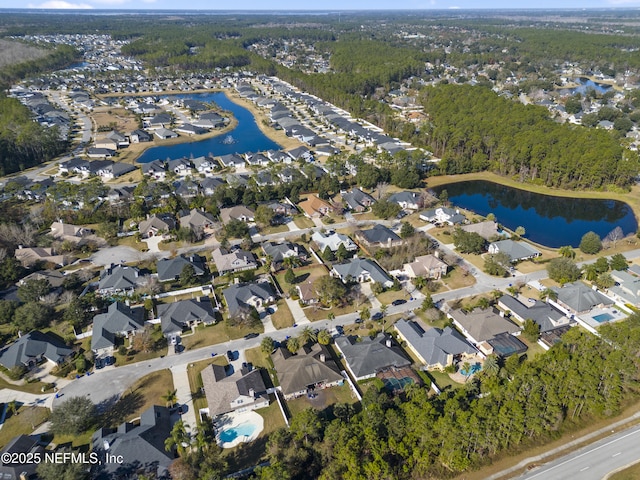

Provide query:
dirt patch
left=93, top=107, right=140, bottom=133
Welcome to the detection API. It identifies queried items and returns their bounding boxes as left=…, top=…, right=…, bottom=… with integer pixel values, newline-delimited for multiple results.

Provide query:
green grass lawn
left=186, top=356, right=228, bottom=419
left=304, top=302, right=360, bottom=322
left=428, top=369, right=463, bottom=392
left=0, top=405, right=50, bottom=449
left=376, top=289, right=409, bottom=305
left=293, top=215, right=315, bottom=229
left=274, top=264, right=328, bottom=296
left=181, top=321, right=263, bottom=350
left=286, top=384, right=357, bottom=417
left=260, top=224, right=289, bottom=235
left=271, top=300, right=294, bottom=329
left=441, top=266, right=477, bottom=290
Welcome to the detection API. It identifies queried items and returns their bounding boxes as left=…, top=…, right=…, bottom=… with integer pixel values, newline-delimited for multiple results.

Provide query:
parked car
left=226, top=350, right=234, bottom=361
left=354, top=318, right=363, bottom=324
left=392, top=299, right=407, bottom=306
left=372, top=312, right=383, bottom=321
left=244, top=332, right=259, bottom=340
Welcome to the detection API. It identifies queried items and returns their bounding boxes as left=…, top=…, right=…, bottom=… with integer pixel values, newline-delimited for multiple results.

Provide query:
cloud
left=28, top=0, right=93, bottom=7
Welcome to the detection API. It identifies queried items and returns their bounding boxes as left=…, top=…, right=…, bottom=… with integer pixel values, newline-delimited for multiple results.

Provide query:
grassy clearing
left=271, top=300, right=294, bottom=329
left=376, top=289, right=409, bottom=305
left=275, top=264, right=329, bottom=296
left=260, top=224, right=289, bottom=235
left=305, top=302, right=360, bottom=322
left=181, top=321, right=262, bottom=350
left=428, top=370, right=463, bottom=392
left=441, top=266, right=477, bottom=290
left=243, top=347, right=272, bottom=370
left=0, top=405, right=50, bottom=449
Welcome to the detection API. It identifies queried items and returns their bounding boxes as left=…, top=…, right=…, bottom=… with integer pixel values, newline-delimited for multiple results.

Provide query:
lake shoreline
left=425, top=171, right=640, bottom=236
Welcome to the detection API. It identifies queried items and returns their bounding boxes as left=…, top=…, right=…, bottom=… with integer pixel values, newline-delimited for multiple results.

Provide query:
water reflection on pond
left=432, top=180, right=637, bottom=247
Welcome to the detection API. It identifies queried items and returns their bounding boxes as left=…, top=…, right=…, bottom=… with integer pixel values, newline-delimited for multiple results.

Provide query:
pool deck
left=215, top=410, right=264, bottom=449
left=578, top=306, right=628, bottom=330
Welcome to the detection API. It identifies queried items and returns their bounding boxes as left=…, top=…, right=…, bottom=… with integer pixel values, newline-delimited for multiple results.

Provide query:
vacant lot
left=93, top=106, right=140, bottom=134
left=0, top=39, right=49, bottom=68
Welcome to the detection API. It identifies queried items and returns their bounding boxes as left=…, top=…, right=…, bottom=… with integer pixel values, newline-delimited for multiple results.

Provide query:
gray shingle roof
left=201, top=364, right=268, bottom=416
left=156, top=254, right=206, bottom=282
left=331, top=258, right=392, bottom=286
left=395, top=319, right=476, bottom=367
left=449, top=308, right=520, bottom=344
left=498, top=295, right=567, bottom=332
left=222, top=282, right=275, bottom=316
left=334, top=334, right=410, bottom=380
left=271, top=344, right=342, bottom=396
left=98, top=265, right=140, bottom=293
left=489, top=240, right=540, bottom=262
left=358, top=224, right=401, bottom=245
left=156, top=297, right=215, bottom=336
left=552, top=281, right=613, bottom=313
left=0, top=331, right=73, bottom=369
left=91, top=405, right=174, bottom=479
left=91, top=302, right=145, bottom=352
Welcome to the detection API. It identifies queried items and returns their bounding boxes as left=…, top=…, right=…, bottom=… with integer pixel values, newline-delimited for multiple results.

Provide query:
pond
left=136, top=92, right=282, bottom=163
left=432, top=180, right=637, bottom=248
left=560, top=77, right=612, bottom=96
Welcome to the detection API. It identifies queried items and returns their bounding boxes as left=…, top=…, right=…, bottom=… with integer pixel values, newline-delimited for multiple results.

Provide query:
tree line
left=422, top=84, right=639, bottom=190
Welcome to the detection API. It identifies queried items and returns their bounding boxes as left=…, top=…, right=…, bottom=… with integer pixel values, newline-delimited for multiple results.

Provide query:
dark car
left=372, top=312, right=383, bottom=321
left=177, top=405, right=184, bottom=415
left=392, top=299, right=407, bottom=306
left=244, top=332, right=259, bottom=340
left=226, top=350, right=234, bottom=361
left=95, top=358, right=104, bottom=369
left=354, top=318, right=363, bottom=324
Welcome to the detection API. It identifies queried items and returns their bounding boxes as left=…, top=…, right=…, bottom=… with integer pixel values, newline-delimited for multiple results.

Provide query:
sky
left=5, top=0, right=640, bottom=11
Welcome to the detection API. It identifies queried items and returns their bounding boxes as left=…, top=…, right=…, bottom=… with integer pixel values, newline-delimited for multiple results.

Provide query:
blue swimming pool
left=593, top=313, right=614, bottom=323
left=460, top=363, right=482, bottom=376
left=218, top=423, right=257, bottom=443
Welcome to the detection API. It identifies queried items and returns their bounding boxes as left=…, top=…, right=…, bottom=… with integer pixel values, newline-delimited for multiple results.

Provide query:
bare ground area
left=93, top=107, right=140, bottom=134
left=0, top=39, right=49, bottom=68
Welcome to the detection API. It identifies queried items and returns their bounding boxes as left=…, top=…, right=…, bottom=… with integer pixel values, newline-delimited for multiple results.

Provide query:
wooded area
left=422, top=84, right=639, bottom=189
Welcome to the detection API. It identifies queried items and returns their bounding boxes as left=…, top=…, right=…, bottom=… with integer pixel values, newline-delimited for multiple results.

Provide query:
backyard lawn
left=286, top=384, right=357, bottom=417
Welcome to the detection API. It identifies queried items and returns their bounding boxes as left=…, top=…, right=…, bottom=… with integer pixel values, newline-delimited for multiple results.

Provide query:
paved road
left=517, top=425, right=640, bottom=480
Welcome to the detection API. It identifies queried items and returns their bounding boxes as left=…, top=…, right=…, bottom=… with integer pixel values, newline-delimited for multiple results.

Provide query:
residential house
left=271, top=344, right=343, bottom=400
left=86, top=147, right=116, bottom=159
left=91, top=302, right=146, bottom=356
left=154, top=127, right=178, bottom=140
left=98, top=264, right=142, bottom=296
left=261, top=241, right=308, bottom=270
left=175, top=123, right=206, bottom=136
left=192, top=155, right=217, bottom=174
left=447, top=308, right=522, bottom=355
left=0, top=435, right=45, bottom=480
left=488, top=240, right=541, bottom=262
left=334, top=334, right=411, bottom=381
left=106, top=130, right=129, bottom=148
left=311, top=231, right=357, bottom=252
left=266, top=202, right=298, bottom=217
left=287, top=146, right=313, bottom=162
left=147, top=112, right=172, bottom=128
left=419, top=207, right=466, bottom=225
left=222, top=281, right=276, bottom=317
left=174, top=179, right=200, bottom=198
left=220, top=205, right=255, bottom=224
left=395, top=319, right=477, bottom=370
left=299, top=195, right=334, bottom=218
left=245, top=152, right=271, bottom=167
left=551, top=281, right=614, bottom=315
left=14, top=246, right=68, bottom=267
left=138, top=213, right=176, bottom=238
left=179, top=208, right=216, bottom=234
left=156, top=254, right=207, bottom=283
left=129, top=129, right=153, bottom=143
left=156, top=297, right=216, bottom=338
left=200, top=177, right=225, bottom=195
left=461, top=221, right=501, bottom=241
left=404, top=254, right=448, bottom=279
left=94, top=137, right=118, bottom=151
left=388, top=191, right=422, bottom=210
left=0, top=331, right=73, bottom=370
left=91, top=406, right=174, bottom=480
left=356, top=224, right=403, bottom=248
left=201, top=364, right=269, bottom=417
left=141, top=159, right=167, bottom=180
left=331, top=258, right=393, bottom=288
left=609, top=269, right=640, bottom=307
left=58, top=157, right=89, bottom=176
left=18, top=270, right=66, bottom=289
left=498, top=295, right=571, bottom=332
left=50, top=221, right=92, bottom=243
left=218, top=153, right=246, bottom=170
left=212, top=247, right=257, bottom=275
left=342, top=188, right=376, bottom=212
left=168, top=158, right=193, bottom=176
